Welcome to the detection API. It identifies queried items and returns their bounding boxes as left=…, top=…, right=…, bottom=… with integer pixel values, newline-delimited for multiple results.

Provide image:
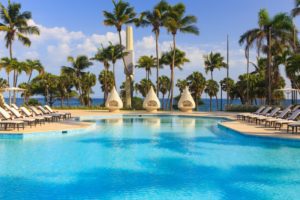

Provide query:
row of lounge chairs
left=237, top=105, right=300, bottom=134
left=0, top=104, right=71, bottom=131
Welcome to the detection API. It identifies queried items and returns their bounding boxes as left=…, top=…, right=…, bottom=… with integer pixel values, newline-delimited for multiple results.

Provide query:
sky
left=0, top=0, right=298, bottom=98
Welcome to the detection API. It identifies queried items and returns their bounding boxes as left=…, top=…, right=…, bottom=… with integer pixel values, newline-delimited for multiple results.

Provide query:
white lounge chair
left=251, top=107, right=281, bottom=125
left=237, top=106, right=266, bottom=120
left=20, top=107, right=46, bottom=125
left=44, top=105, right=71, bottom=119
left=273, top=109, right=300, bottom=130
left=0, top=107, right=25, bottom=130
left=264, top=106, right=292, bottom=127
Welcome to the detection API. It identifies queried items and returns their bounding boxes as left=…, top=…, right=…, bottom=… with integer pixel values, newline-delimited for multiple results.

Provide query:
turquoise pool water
left=0, top=115, right=300, bottom=200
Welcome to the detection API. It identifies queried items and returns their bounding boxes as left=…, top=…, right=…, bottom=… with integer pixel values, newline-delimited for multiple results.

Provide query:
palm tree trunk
left=28, top=72, right=33, bottom=83
left=246, top=48, right=250, bottom=105
left=113, top=62, right=116, bottom=86
left=9, top=43, right=17, bottom=104
left=209, top=96, right=212, bottom=112
left=267, top=28, right=272, bottom=105
left=196, top=95, right=199, bottom=111
left=211, top=71, right=213, bottom=80
left=155, top=31, right=160, bottom=97
left=216, top=95, right=219, bottom=111
left=170, top=34, right=176, bottom=111
left=162, top=93, right=165, bottom=110
left=118, top=30, right=131, bottom=108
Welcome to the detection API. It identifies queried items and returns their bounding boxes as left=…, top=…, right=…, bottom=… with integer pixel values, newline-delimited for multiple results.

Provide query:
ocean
left=7, top=98, right=296, bottom=111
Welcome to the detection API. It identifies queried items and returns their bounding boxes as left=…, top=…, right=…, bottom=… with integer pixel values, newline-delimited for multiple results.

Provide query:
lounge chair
left=244, top=106, right=273, bottom=122
left=252, top=107, right=281, bottom=125
left=0, top=107, right=25, bottom=131
left=237, top=106, right=265, bottom=120
left=20, top=107, right=46, bottom=125
left=44, top=105, right=71, bottom=119
left=8, top=107, right=38, bottom=128
left=11, top=103, right=19, bottom=110
left=29, top=106, right=54, bottom=122
left=264, top=106, right=291, bottom=127
left=37, top=106, right=63, bottom=121
left=273, top=109, right=300, bottom=130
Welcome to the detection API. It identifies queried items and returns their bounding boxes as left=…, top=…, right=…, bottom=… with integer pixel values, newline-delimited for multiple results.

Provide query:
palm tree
left=286, top=54, right=300, bottom=90
left=106, top=42, right=126, bottom=83
left=81, top=72, right=96, bottom=106
left=135, top=79, right=155, bottom=98
left=0, top=57, right=12, bottom=85
left=161, top=48, right=189, bottom=109
left=18, top=82, right=31, bottom=103
left=136, top=55, right=157, bottom=81
left=0, top=0, right=40, bottom=101
left=62, top=55, right=93, bottom=104
left=219, top=77, right=235, bottom=104
left=91, top=46, right=111, bottom=101
left=25, top=59, right=44, bottom=83
left=103, top=0, right=136, bottom=108
left=176, top=79, right=188, bottom=93
left=164, top=2, right=199, bottom=110
left=136, top=1, right=169, bottom=96
left=187, top=72, right=206, bottom=110
left=240, top=9, right=294, bottom=104
left=98, top=70, right=115, bottom=102
left=205, top=80, right=219, bottom=112
left=292, top=0, right=300, bottom=49
left=0, top=78, right=8, bottom=88
left=203, top=52, right=226, bottom=80
left=158, top=75, right=170, bottom=110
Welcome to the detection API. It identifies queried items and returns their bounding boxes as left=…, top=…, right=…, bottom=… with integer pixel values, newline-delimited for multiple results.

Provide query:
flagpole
left=226, top=34, right=229, bottom=107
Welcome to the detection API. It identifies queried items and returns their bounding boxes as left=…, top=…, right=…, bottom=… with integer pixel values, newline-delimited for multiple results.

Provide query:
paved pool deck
left=0, top=110, right=299, bottom=140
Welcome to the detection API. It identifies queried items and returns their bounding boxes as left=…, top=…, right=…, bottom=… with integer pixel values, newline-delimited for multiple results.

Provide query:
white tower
left=124, top=26, right=134, bottom=108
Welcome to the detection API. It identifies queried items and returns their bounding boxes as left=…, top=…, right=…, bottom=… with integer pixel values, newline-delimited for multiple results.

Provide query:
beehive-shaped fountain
left=143, top=87, right=160, bottom=112
left=105, top=87, right=123, bottom=112
left=178, top=86, right=195, bottom=112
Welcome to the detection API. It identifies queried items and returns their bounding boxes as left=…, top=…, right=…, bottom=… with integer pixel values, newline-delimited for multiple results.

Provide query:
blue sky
left=0, top=0, right=298, bottom=98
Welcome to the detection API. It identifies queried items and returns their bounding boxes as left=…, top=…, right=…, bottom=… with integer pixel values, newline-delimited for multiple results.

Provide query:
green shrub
left=225, top=104, right=260, bottom=112
left=131, top=97, right=143, bottom=110
left=27, top=99, right=40, bottom=106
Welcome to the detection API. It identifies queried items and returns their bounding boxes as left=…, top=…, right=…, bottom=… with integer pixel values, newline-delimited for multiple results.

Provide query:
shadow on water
left=0, top=156, right=299, bottom=199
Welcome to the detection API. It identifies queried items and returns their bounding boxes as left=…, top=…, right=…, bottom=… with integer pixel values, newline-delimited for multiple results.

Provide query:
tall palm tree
left=81, top=72, right=96, bottom=107
left=240, top=9, right=294, bottom=104
left=0, top=0, right=40, bottom=102
left=203, top=52, right=226, bottom=80
left=205, top=80, right=219, bottom=112
left=136, top=55, right=157, bottom=81
left=161, top=48, right=190, bottom=109
left=136, top=1, right=169, bottom=96
left=62, top=55, right=93, bottom=104
left=25, top=59, right=44, bottom=83
left=187, top=72, right=206, bottom=110
left=103, top=0, right=136, bottom=108
left=164, top=3, right=199, bottom=110
left=158, top=75, right=170, bottom=110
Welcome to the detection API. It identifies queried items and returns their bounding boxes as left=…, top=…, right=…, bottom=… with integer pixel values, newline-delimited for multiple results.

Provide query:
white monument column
left=124, top=26, right=134, bottom=108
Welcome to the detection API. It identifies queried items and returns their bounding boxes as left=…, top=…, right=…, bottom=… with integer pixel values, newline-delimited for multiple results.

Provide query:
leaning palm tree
left=103, top=0, right=136, bottom=108
left=0, top=0, right=40, bottom=102
left=203, top=52, right=226, bottom=80
left=25, top=59, right=44, bottom=83
left=164, top=3, right=199, bottom=110
left=136, top=1, right=169, bottom=95
left=205, top=80, right=219, bottom=112
left=62, top=55, right=93, bottom=104
left=136, top=55, right=157, bottom=81
left=161, top=48, right=190, bottom=109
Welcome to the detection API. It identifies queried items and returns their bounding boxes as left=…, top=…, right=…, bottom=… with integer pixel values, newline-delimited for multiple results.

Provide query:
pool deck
left=0, top=110, right=299, bottom=140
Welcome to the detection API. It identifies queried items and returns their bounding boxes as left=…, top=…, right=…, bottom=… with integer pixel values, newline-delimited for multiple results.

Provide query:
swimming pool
left=0, top=115, right=300, bottom=200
